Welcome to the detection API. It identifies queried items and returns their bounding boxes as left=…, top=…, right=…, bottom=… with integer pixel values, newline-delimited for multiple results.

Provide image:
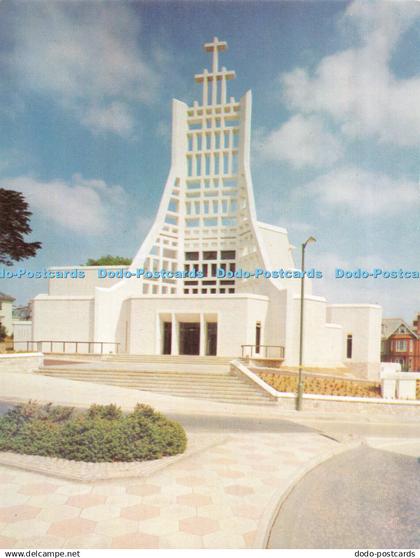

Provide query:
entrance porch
left=161, top=313, right=218, bottom=356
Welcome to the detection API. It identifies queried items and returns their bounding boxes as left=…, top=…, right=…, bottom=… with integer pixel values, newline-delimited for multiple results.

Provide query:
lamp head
left=303, top=236, right=317, bottom=248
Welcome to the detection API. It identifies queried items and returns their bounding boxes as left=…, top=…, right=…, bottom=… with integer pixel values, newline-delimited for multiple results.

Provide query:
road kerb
left=254, top=438, right=363, bottom=549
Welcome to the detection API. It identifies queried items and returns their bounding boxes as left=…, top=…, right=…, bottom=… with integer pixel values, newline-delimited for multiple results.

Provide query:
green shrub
left=0, top=401, right=187, bottom=462
left=0, top=324, right=7, bottom=342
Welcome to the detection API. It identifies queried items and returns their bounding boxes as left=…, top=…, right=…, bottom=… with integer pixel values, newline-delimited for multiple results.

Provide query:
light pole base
left=296, top=381, right=304, bottom=411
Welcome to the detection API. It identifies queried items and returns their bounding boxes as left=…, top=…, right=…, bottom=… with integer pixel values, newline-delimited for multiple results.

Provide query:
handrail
left=241, top=344, right=284, bottom=359
left=12, top=340, right=120, bottom=354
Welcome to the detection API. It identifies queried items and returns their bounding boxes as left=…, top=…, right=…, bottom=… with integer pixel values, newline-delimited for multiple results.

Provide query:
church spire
left=195, top=37, right=236, bottom=106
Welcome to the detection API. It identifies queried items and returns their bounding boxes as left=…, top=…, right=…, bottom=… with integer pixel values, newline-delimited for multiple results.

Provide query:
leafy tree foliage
left=0, top=189, right=41, bottom=265
left=84, top=255, right=132, bottom=266
left=0, top=324, right=7, bottom=342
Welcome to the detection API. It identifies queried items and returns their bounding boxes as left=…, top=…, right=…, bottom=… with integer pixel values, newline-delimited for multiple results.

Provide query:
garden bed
left=0, top=401, right=187, bottom=462
left=259, top=372, right=420, bottom=400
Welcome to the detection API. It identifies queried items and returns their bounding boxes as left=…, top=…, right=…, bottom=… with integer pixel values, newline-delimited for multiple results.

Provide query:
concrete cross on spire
left=195, top=37, right=236, bottom=106
left=204, top=37, right=227, bottom=75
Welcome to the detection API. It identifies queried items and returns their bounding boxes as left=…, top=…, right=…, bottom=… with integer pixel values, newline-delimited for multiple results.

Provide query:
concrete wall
left=327, top=304, right=382, bottom=379
left=48, top=267, right=129, bottom=296
left=128, top=294, right=269, bottom=356
left=272, top=392, right=420, bottom=417
left=13, top=321, right=33, bottom=351
left=0, top=300, right=13, bottom=336
left=0, top=353, right=43, bottom=373
left=283, top=293, right=344, bottom=368
left=32, top=295, right=94, bottom=344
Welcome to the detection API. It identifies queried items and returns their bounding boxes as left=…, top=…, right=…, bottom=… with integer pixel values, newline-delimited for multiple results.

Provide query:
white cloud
left=280, top=0, right=420, bottom=146
left=9, top=4, right=160, bottom=135
left=82, top=103, right=134, bottom=137
left=256, top=114, right=343, bottom=168
left=304, top=167, right=420, bottom=216
left=0, top=174, right=127, bottom=235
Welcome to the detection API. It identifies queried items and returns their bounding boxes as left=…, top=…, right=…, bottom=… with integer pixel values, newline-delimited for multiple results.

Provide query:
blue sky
left=0, top=0, right=419, bottom=321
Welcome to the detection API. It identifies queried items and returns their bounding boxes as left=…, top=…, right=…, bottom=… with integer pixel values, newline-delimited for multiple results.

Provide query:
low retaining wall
left=0, top=353, right=43, bottom=373
left=274, top=392, right=420, bottom=417
left=231, top=360, right=420, bottom=416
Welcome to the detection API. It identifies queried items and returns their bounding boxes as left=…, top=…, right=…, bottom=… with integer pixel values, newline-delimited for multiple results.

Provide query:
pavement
left=0, top=371, right=419, bottom=549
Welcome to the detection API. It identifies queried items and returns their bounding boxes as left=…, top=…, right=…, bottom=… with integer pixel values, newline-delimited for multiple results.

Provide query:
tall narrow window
left=255, top=322, right=261, bottom=354
left=346, top=334, right=353, bottom=359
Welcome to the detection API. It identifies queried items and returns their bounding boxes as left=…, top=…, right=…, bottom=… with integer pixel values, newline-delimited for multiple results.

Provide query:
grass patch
left=0, top=401, right=187, bottom=462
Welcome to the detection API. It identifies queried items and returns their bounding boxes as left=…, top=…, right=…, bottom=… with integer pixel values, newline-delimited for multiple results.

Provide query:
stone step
left=48, top=381, right=272, bottom=404
left=40, top=375, right=264, bottom=394
left=40, top=367, right=235, bottom=379
left=41, top=364, right=230, bottom=374
left=102, top=354, right=233, bottom=364
left=39, top=368, right=275, bottom=406
left=39, top=370, right=260, bottom=389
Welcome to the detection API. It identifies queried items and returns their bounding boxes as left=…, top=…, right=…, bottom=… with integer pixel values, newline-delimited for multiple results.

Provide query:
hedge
left=0, top=401, right=187, bottom=462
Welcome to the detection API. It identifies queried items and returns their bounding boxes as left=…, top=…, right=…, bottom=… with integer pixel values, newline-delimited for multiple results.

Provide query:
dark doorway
left=163, top=322, right=172, bottom=355
left=206, top=322, right=217, bottom=356
left=255, top=321, right=261, bottom=354
left=179, top=322, right=200, bottom=355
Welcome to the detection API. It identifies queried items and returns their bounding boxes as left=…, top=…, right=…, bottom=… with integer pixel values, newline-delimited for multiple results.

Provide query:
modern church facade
left=30, top=38, right=382, bottom=378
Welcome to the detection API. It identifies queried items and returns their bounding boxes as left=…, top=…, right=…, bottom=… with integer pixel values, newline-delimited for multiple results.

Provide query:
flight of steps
left=101, top=354, right=233, bottom=366
left=39, top=361, right=276, bottom=406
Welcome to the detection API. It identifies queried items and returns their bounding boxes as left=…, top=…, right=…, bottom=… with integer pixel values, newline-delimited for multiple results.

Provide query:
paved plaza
left=0, top=431, right=337, bottom=548
left=0, top=371, right=419, bottom=549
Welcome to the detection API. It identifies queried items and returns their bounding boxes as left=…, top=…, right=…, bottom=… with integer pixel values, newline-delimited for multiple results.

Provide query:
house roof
left=382, top=318, right=418, bottom=339
left=0, top=291, right=15, bottom=302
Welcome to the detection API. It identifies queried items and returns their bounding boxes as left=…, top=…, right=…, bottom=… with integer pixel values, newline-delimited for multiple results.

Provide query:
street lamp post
left=296, top=236, right=316, bottom=411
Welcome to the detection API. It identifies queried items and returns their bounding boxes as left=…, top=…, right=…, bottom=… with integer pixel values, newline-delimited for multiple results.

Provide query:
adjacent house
left=0, top=292, right=15, bottom=337
left=381, top=318, right=419, bottom=371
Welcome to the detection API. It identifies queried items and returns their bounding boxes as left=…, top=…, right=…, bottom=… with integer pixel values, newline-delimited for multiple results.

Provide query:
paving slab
left=0, top=431, right=340, bottom=548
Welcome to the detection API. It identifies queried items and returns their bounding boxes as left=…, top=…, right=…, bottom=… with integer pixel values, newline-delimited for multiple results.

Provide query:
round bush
left=0, top=401, right=187, bottom=462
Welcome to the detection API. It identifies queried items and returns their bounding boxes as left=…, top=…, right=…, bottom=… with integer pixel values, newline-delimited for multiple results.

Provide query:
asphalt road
left=267, top=445, right=420, bottom=549
left=292, top=417, right=420, bottom=439
left=1, top=400, right=419, bottom=438
left=167, top=412, right=315, bottom=433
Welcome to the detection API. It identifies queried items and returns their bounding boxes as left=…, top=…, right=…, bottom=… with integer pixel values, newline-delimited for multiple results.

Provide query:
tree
left=0, top=324, right=7, bottom=342
left=84, top=255, right=132, bottom=266
left=0, top=189, right=42, bottom=266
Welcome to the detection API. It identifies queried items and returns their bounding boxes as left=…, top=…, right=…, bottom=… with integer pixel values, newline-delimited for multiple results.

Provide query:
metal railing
left=241, top=344, right=285, bottom=359
left=12, top=340, right=120, bottom=354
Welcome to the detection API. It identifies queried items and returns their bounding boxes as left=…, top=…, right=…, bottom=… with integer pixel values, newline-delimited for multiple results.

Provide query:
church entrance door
left=179, top=322, right=200, bottom=355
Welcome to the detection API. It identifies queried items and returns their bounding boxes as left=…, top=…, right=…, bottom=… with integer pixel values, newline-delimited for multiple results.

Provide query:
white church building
left=29, top=38, right=382, bottom=378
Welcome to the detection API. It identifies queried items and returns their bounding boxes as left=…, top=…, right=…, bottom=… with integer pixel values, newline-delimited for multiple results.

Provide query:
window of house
left=396, top=340, right=407, bottom=352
